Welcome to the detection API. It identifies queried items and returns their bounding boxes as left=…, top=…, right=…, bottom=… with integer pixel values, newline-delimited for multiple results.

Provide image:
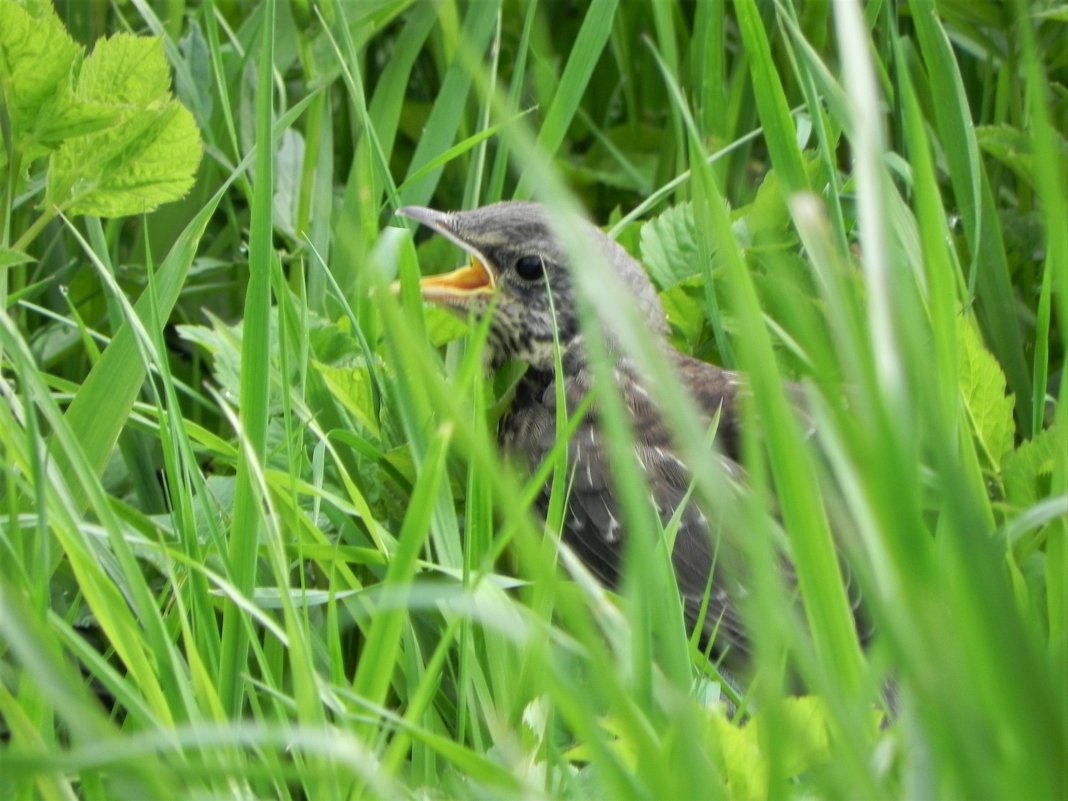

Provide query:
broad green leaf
left=0, top=0, right=79, bottom=116
left=0, top=0, right=83, bottom=151
left=709, top=712, right=764, bottom=800
left=659, top=276, right=714, bottom=353
left=640, top=200, right=761, bottom=291
left=31, top=96, right=118, bottom=149
left=48, top=101, right=201, bottom=217
left=562, top=713, right=641, bottom=768
left=1003, top=425, right=1062, bottom=509
left=424, top=306, right=470, bottom=346
left=175, top=319, right=244, bottom=405
left=959, top=320, right=1016, bottom=471
left=976, top=124, right=1035, bottom=187
left=45, top=33, right=202, bottom=217
left=639, top=202, right=699, bottom=289
left=314, top=361, right=381, bottom=437
left=708, top=696, right=841, bottom=800
left=747, top=696, right=834, bottom=779
left=736, top=162, right=820, bottom=247
left=77, top=33, right=172, bottom=106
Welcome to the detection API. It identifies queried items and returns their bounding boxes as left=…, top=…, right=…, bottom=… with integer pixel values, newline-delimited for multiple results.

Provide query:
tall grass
left=1, top=1, right=1065, bottom=799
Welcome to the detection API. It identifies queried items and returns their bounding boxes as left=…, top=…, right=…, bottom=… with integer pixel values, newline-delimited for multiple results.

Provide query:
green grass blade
left=515, top=0, right=619, bottom=197
left=219, top=0, right=276, bottom=716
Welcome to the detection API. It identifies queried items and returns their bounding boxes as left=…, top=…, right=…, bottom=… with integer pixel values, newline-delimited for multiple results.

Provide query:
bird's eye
left=513, top=254, right=545, bottom=282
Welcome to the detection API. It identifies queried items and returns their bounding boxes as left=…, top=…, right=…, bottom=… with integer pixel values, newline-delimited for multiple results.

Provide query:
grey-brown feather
left=499, top=345, right=758, bottom=660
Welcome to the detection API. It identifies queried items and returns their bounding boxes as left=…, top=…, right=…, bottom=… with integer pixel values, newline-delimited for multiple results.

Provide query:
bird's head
left=398, top=201, right=667, bottom=371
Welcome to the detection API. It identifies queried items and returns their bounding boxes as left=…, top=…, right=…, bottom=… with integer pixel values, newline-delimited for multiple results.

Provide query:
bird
left=396, top=200, right=850, bottom=669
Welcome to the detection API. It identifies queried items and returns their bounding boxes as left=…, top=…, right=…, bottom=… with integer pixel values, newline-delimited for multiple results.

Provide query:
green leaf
left=1003, top=425, right=1062, bottom=509
left=639, top=202, right=699, bottom=289
left=659, top=276, right=711, bottom=352
left=33, top=97, right=118, bottom=150
left=45, top=33, right=202, bottom=218
left=313, top=361, right=381, bottom=437
left=175, top=318, right=244, bottom=405
left=707, top=696, right=842, bottom=800
left=736, top=165, right=809, bottom=247
left=747, top=696, right=834, bottom=778
left=423, top=306, right=469, bottom=346
left=709, top=712, right=764, bottom=800
left=959, top=320, right=1016, bottom=471
left=976, top=124, right=1035, bottom=186
left=0, top=248, right=34, bottom=270
left=77, top=33, right=173, bottom=106
left=0, top=0, right=84, bottom=152
left=977, top=123, right=1068, bottom=193
left=639, top=199, right=765, bottom=291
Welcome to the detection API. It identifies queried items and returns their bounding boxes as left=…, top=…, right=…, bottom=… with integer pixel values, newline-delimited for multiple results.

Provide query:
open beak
left=396, top=206, right=496, bottom=303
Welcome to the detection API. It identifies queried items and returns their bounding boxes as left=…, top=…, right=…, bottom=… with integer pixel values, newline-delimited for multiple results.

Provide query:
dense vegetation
left=1, top=0, right=1065, bottom=798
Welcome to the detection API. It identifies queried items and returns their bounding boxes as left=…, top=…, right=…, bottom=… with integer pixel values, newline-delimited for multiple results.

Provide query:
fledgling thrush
left=398, top=200, right=840, bottom=664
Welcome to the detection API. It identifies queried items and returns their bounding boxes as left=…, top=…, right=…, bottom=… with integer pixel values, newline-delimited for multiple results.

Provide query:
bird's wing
left=506, top=358, right=861, bottom=662
left=508, top=365, right=756, bottom=658
left=640, top=442, right=755, bottom=657
left=668, top=354, right=744, bottom=459
left=666, top=354, right=865, bottom=642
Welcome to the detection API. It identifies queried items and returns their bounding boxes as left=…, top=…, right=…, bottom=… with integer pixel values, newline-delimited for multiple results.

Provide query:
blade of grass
left=349, top=423, right=453, bottom=740
left=735, top=0, right=809, bottom=193
left=514, top=0, right=619, bottom=198
left=910, top=1, right=1033, bottom=431
left=398, top=1, right=503, bottom=208
left=219, top=0, right=276, bottom=716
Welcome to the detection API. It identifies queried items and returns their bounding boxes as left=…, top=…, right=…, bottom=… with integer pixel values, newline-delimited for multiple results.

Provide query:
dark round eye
left=513, top=254, right=545, bottom=281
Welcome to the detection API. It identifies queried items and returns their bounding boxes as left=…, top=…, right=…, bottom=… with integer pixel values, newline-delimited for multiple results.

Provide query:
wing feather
left=499, top=353, right=861, bottom=664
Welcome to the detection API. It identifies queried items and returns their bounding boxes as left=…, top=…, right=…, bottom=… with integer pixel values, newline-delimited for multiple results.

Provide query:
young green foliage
left=44, top=33, right=202, bottom=217
left=958, top=319, right=1016, bottom=474
left=0, top=0, right=201, bottom=246
left=0, top=0, right=89, bottom=161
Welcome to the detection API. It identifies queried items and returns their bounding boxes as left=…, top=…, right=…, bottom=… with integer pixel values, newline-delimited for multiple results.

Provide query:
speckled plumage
left=399, top=201, right=852, bottom=663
